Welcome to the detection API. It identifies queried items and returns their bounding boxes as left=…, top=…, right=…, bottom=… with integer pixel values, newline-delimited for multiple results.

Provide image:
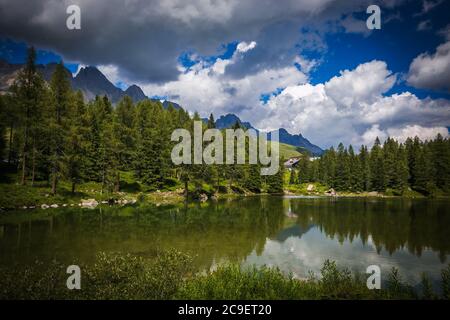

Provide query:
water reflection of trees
left=0, top=197, right=286, bottom=270
left=1, top=197, right=448, bottom=269
left=290, top=198, right=450, bottom=262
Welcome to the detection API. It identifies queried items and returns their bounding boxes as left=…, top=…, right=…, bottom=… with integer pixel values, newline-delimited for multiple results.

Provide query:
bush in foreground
left=0, top=251, right=449, bottom=300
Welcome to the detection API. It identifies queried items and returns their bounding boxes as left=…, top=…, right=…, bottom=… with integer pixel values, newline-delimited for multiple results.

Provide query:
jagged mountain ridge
left=209, top=113, right=323, bottom=155
left=0, top=59, right=173, bottom=105
left=0, top=59, right=323, bottom=154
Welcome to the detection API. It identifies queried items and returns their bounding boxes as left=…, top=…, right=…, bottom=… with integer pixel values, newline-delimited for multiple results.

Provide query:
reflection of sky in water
left=244, top=226, right=449, bottom=285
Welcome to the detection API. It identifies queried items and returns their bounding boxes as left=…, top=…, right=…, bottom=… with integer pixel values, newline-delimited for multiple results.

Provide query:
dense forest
left=0, top=47, right=283, bottom=197
left=0, top=47, right=449, bottom=199
left=291, top=135, right=450, bottom=195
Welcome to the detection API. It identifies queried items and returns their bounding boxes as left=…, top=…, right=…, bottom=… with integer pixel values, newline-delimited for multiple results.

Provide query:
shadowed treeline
left=290, top=198, right=450, bottom=262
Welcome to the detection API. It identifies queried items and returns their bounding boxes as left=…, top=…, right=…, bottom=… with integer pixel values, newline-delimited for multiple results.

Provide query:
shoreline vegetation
left=1, top=250, right=449, bottom=300
left=1, top=47, right=450, bottom=211
left=2, top=178, right=447, bottom=212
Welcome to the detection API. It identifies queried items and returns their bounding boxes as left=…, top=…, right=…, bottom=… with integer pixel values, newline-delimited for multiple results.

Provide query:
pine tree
left=207, top=113, right=215, bottom=129
left=0, top=95, right=6, bottom=162
left=65, top=90, right=88, bottom=193
left=10, top=47, right=44, bottom=185
left=431, top=133, right=450, bottom=191
left=359, top=145, right=371, bottom=191
left=370, top=137, right=385, bottom=192
left=414, top=143, right=436, bottom=194
left=244, top=164, right=262, bottom=192
left=115, top=95, right=136, bottom=171
left=348, top=145, right=363, bottom=192
left=335, top=143, right=350, bottom=191
left=297, top=155, right=310, bottom=184
left=48, top=61, right=71, bottom=194
left=133, top=101, right=171, bottom=189
left=267, top=164, right=284, bottom=193
left=394, top=143, right=409, bottom=192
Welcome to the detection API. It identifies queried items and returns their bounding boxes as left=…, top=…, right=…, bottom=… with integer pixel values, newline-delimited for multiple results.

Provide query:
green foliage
left=1, top=46, right=448, bottom=199
left=442, top=264, right=450, bottom=299
left=0, top=251, right=448, bottom=300
left=177, top=264, right=313, bottom=300
left=82, top=249, right=192, bottom=299
left=302, top=135, right=449, bottom=196
left=266, top=164, right=284, bottom=194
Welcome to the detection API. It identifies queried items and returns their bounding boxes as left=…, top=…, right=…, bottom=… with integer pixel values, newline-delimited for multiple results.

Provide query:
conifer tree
left=48, top=61, right=71, bottom=194
left=0, top=95, right=6, bottom=162
left=335, top=143, right=350, bottom=191
left=267, top=164, right=284, bottom=194
left=10, top=47, right=44, bottom=185
left=359, top=145, right=371, bottom=191
left=65, top=90, right=88, bottom=193
left=370, top=137, right=385, bottom=191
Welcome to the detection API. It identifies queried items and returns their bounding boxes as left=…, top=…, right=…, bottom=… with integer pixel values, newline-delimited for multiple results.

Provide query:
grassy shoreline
left=1, top=183, right=448, bottom=212
left=1, top=250, right=449, bottom=300
left=1, top=177, right=448, bottom=211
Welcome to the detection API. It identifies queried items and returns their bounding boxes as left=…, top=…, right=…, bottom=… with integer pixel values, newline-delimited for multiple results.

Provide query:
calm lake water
left=0, top=196, right=449, bottom=285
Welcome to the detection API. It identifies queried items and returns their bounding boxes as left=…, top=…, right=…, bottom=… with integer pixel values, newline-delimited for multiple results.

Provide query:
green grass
left=286, top=182, right=329, bottom=195
left=277, top=142, right=304, bottom=159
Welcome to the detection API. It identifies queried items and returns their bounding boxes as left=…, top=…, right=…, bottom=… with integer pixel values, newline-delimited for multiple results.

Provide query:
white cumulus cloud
left=407, top=40, right=450, bottom=92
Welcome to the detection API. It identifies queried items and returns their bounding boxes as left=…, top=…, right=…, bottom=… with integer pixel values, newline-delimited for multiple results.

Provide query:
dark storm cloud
left=0, top=0, right=403, bottom=83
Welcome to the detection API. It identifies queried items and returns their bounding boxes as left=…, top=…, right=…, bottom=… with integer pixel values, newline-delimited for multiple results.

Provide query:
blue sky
left=0, top=0, right=449, bottom=148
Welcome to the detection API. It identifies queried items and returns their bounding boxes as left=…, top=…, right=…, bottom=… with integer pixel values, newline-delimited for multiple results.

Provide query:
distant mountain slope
left=124, top=84, right=147, bottom=102
left=212, top=113, right=323, bottom=156
left=0, top=59, right=22, bottom=92
left=73, top=66, right=124, bottom=102
left=274, top=128, right=323, bottom=156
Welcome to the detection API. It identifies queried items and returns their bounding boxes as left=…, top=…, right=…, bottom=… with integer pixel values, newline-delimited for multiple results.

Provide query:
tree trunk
left=21, top=105, right=30, bottom=185
left=8, top=124, right=13, bottom=164
left=31, top=141, right=36, bottom=186
left=72, top=182, right=76, bottom=194
left=114, top=172, right=120, bottom=192
left=20, top=152, right=26, bottom=185
left=101, top=169, right=105, bottom=195
left=51, top=168, right=57, bottom=195
left=51, top=151, right=58, bottom=195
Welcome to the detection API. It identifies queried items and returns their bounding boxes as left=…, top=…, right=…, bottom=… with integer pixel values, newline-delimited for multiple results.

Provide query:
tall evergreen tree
left=335, top=143, right=350, bottom=191
left=431, top=133, right=450, bottom=191
left=370, top=137, right=385, bottom=192
left=267, top=164, right=284, bottom=194
left=0, top=95, right=5, bottom=162
left=65, top=90, right=88, bottom=193
left=10, top=47, right=44, bottom=185
left=359, top=145, right=371, bottom=191
left=48, top=61, right=71, bottom=194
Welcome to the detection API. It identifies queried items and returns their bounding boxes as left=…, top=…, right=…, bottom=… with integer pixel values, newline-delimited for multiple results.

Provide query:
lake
left=0, top=196, right=449, bottom=286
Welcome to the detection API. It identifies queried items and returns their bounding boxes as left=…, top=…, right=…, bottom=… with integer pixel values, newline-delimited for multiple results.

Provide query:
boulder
left=41, top=204, right=49, bottom=209
left=306, top=184, right=315, bottom=192
left=50, top=204, right=59, bottom=208
left=80, top=199, right=99, bottom=208
left=199, top=193, right=208, bottom=202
